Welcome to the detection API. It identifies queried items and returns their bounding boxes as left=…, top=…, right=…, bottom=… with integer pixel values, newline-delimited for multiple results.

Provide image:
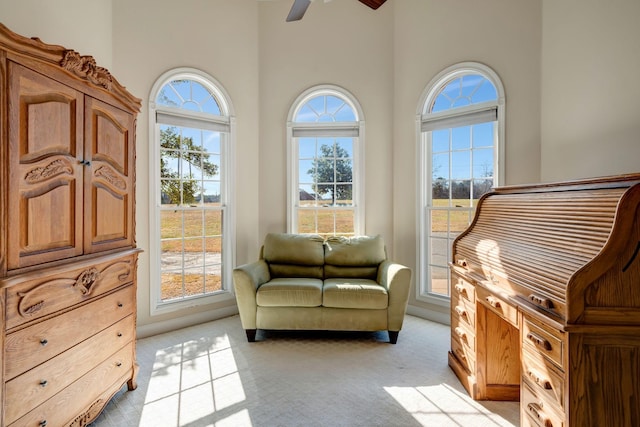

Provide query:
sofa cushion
left=256, top=278, right=323, bottom=307
left=323, top=278, right=388, bottom=309
left=323, top=235, right=386, bottom=279
left=263, top=233, right=325, bottom=279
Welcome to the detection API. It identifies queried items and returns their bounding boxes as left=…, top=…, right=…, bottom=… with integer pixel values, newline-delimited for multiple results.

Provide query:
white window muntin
left=416, top=62, right=505, bottom=306
left=149, top=68, right=236, bottom=315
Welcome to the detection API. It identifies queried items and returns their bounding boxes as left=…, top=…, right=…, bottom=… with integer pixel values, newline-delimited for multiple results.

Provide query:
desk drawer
left=521, top=381, right=565, bottom=427
left=522, top=347, right=565, bottom=412
left=4, top=315, right=134, bottom=424
left=451, top=315, right=475, bottom=352
left=477, top=286, right=518, bottom=327
left=522, top=317, right=565, bottom=370
left=4, top=285, right=134, bottom=380
left=452, top=273, right=476, bottom=304
left=451, top=331, right=476, bottom=373
left=451, top=291, right=475, bottom=329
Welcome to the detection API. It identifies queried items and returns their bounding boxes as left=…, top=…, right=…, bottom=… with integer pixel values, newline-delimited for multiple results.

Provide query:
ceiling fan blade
left=286, top=0, right=312, bottom=22
left=358, top=0, right=387, bottom=10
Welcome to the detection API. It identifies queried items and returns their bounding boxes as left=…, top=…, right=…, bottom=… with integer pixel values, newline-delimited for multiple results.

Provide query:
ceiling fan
left=286, top=0, right=387, bottom=22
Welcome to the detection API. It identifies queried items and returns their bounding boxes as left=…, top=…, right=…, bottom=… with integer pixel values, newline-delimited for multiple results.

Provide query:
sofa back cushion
left=323, top=235, right=386, bottom=280
left=263, top=233, right=325, bottom=279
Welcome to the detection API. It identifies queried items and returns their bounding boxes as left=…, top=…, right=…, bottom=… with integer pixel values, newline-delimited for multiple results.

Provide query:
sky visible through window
left=430, top=75, right=497, bottom=203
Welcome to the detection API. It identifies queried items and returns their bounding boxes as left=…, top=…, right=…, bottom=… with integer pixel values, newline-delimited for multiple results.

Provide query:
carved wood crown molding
left=61, top=50, right=113, bottom=90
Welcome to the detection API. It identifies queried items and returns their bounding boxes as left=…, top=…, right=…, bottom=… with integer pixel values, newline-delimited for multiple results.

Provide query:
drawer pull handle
left=40, top=339, right=48, bottom=346
left=526, top=369, right=553, bottom=390
left=454, top=348, right=467, bottom=361
left=529, top=294, right=554, bottom=309
left=527, top=403, right=553, bottom=427
left=117, top=302, right=124, bottom=308
left=116, top=361, right=123, bottom=367
left=486, top=296, right=501, bottom=309
left=527, top=332, right=552, bottom=351
left=40, top=379, right=48, bottom=387
left=456, top=259, right=468, bottom=268
left=454, top=284, right=468, bottom=298
left=454, top=306, right=467, bottom=318
left=39, top=421, right=47, bottom=427
left=117, top=332, right=123, bottom=337
left=454, top=327, right=467, bottom=341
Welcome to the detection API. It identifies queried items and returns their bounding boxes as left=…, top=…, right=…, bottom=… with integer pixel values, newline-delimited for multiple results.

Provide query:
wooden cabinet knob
left=529, top=293, right=553, bottom=309
left=526, top=369, right=553, bottom=390
left=485, top=296, right=501, bottom=309
left=526, top=332, right=552, bottom=351
left=454, top=305, right=467, bottom=318
left=527, top=403, right=553, bottom=427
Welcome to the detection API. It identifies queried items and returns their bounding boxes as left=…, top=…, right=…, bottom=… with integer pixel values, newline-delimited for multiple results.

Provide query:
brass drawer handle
left=485, top=296, right=501, bottom=309
left=526, top=368, right=553, bottom=390
left=527, top=403, right=553, bottom=427
left=527, top=332, right=553, bottom=351
left=529, top=293, right=554, bottom=309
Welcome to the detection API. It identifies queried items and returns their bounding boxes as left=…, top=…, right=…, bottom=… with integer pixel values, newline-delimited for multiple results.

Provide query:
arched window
left=417, top=62, right=505, bottom=302
left=149, top=68, right=235, bottom=314
left=287, top=85, right=364, bottom=236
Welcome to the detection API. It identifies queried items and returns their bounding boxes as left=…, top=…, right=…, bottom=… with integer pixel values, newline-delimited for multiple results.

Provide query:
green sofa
left=232, top=233, right=412, bottom=343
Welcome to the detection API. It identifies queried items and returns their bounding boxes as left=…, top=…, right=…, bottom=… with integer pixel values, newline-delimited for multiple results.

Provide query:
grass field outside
left=158, top=199, right=479, bottom=301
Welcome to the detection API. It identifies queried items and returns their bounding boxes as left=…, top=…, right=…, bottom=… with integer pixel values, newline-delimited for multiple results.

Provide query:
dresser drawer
left=8, top=342, right=134, bottom=427
left=521, top=381, right=565, bottom=427
left=4, top=315, right=134, bottom=424
left=4, top=285, right=134, bottom=380
left=452, top=273, right=476, bottom=304
left=522, top=317, right=565, bottom=369
left=477, top=286, right=518, bottom=327
left=451, top=291, right=475, bottom=329
left=522, top=347, right=565, bottom=412
left=3, top=251, right=137, bottom=330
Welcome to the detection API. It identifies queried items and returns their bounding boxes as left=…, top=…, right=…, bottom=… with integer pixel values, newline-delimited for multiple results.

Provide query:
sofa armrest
left=233, top=260, right=270, bottom=330
left=378, top=260, right=412, bottom=331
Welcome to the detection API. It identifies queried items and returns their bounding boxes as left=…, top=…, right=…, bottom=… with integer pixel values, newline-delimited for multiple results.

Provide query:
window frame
left=286, top=85, right=365, bottom=236
left=148, top=67, right=236, bottom=316
left=416, top=62, right=505, bottom=306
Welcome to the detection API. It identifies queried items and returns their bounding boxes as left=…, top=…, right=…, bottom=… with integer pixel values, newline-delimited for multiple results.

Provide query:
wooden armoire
left=0, top=24, right=141, bottom=426
left=448, top=173, right=640, bottom=427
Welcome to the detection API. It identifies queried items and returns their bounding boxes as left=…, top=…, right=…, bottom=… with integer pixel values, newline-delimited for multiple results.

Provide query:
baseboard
left=136, top=306, right=239, bottom=339
left=406, top=304, right=450, bottom=325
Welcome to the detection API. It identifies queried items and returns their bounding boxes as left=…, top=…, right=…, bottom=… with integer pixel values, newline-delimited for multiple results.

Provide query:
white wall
left=257, top=0, right=395, bottom=242
left=111, top=0, right=261, bottom=333
left=541, top=0, right=640, bottom=181
left=0, top=0, right=112, bottom=69
left=392, top=0, right=542, bottom=317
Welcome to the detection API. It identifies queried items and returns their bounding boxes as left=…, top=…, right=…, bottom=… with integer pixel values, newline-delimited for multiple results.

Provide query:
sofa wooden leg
left=245, top=329, right=257, bottom=342
left=388, top=331, right=399, bottom=344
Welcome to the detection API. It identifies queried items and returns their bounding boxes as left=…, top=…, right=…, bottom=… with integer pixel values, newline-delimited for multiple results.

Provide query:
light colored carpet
left=90, top=315, right=519, bottom=427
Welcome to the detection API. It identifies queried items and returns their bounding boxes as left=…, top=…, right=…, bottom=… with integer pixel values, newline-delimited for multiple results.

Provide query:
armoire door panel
left=84, top=97, right=134, bottom=253
left=7, top=62, right=84, bottom=269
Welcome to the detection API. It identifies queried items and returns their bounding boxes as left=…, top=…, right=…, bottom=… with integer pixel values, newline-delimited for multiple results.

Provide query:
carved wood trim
left=94, top=165, right=126, bottom=190
left=60, top=50, right=113, bottom=90
left=24, top=159, right=74, bottom=184
left=0, top=23, right=141, bottom=112
left=16, top=260, right=132, bottom=317
left=69, top=399, right=104, bottom=427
